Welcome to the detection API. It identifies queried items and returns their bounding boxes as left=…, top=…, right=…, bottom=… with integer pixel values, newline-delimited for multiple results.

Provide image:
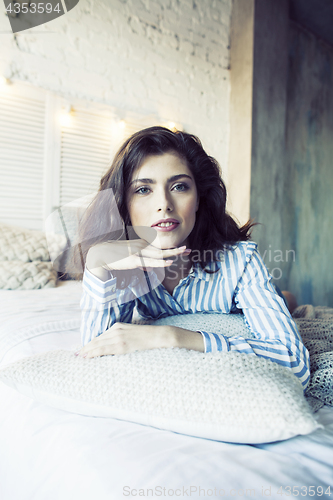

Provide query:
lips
left=151, top=218, right=180, bottom=232
left=152, top=218, right=180, bottom=228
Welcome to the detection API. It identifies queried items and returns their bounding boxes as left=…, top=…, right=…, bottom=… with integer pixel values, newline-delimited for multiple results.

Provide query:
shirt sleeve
left=80, top=267, right=136, bottom=345
left=199, top=245, right=310, bottom=390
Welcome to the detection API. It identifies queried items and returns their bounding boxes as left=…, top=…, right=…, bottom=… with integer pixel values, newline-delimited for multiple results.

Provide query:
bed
left=0, top=278, right=333, bottom=500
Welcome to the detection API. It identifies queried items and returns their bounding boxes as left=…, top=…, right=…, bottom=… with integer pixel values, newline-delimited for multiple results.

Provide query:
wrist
left=86, top=247, right=113, bottom=282
left=172, top=326, right=205, bottom=352
left=153, top=325, right=178, bottom=349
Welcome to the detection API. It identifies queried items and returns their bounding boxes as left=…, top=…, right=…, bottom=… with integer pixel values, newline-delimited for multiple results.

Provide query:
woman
left=74, top=126, right=309, bottom=390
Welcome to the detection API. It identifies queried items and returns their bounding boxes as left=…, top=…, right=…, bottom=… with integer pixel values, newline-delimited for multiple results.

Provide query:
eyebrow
left=130, top=174, right=193, bottom=186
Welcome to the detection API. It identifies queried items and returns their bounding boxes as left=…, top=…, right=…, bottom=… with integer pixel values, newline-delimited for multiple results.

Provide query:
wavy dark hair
left=67, top=126, right=254, bottom=279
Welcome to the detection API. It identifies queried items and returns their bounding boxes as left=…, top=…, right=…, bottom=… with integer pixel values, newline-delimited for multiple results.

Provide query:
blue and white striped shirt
left=80, top=241, right=310, bottom=390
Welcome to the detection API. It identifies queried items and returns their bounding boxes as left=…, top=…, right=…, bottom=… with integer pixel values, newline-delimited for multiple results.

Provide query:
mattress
left=0, top=282, right=332, bottom=500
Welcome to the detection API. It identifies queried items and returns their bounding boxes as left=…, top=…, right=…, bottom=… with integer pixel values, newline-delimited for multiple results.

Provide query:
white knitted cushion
left=0, top=222, right=62, bottom=262
left=0, top=260, right=57, bottom=290
left=151, top=312, right=254, bottom=338
left=0, top=222, right=66, bottom=289
left=0, top=313, right=320, bottom=444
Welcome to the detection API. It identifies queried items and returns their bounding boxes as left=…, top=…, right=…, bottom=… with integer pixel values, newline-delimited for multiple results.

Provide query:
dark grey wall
left=284, top=24, right=333, bottom=306
left=251, top=22, right=333, bottom=306
left=250, top=0, right=289, bottom=291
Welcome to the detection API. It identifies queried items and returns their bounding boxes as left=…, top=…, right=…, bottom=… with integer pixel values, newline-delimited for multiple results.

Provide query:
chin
left=152, top=242, right=176, bottom=250
left=152, top=237, right=181, bottom=250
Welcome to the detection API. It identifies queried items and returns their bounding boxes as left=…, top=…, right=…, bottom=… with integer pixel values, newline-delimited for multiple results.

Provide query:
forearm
left=79, top=324, right=205, bottom=358
left=86, top=246, right=111, bottom=282
left=143, top=325, right=205, bottom=352
left=172, top=327, right=205, bottom=352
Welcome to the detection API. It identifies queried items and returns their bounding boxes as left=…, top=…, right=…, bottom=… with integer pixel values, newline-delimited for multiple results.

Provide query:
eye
left=172, top=183, right=189, bottom=192
left=135, top=186, right=151, bottom=195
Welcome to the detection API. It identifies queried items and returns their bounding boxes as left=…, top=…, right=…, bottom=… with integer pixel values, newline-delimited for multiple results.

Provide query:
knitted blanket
left=293, top=305, right=333, bottom=412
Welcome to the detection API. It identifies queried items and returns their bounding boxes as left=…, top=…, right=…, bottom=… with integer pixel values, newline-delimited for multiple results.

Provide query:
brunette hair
left=67, top=126, right=254, bottom=278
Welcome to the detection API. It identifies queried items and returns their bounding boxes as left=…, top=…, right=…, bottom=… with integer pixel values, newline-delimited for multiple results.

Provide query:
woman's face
left=127, top=152, right=199, bottom=249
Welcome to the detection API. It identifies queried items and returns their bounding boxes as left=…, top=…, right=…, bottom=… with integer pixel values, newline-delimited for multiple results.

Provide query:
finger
left=82, top=344, right=116, bottom=358
left=78, top=332, right=113, bottom=356
left=79, top=338, right=115, bottom=357
left=140, top=245, right=191, bottom=258
left=134, top=256, right=174, bottom=268
left=78, top=323, right=129, bottom=356
left=78, top=343, right=97, bottom=357
left=82, top=339, right=136, bottom=357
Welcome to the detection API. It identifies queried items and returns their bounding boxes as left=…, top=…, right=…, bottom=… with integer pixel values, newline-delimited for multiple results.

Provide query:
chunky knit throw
left=292, top=305, right=333, bottom=412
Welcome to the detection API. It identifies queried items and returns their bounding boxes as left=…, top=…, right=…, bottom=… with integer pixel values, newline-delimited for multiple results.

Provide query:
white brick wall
left=0, top=0, right=232, bottom=172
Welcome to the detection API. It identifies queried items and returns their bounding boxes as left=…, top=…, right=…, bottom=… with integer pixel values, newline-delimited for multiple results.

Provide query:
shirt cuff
left=198, top=331, right=230, bottom=353
left=82, top=267, right=117, bottom=304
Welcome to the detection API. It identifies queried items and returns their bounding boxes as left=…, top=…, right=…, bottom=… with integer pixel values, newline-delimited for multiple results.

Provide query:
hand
left=77, top=323, right=205, bottom=358
left=87, top=239, right=191, bottom=274
left=77, top=323, right=176, bottom=358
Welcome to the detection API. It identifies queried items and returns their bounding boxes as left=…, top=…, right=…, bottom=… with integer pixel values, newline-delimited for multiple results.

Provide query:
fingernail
left=184, top=249, right=192, bottom=254
left=83, top=354, right=87, bottom=358
left=166, top=260, right=173, bottom=264
left=178, top=246, right=186, bottom=250
left=74, top=351, right=79, bottom=356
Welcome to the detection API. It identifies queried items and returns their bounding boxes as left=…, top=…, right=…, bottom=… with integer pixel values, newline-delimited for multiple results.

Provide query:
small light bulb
left=59, top=107, right=73, bottom=127
left=0, top=76, right=9, bottom=87
left=168, top=122, right=176, bottom=130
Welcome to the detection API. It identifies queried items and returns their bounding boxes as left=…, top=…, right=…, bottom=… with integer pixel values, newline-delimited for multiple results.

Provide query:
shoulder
left=193, top=242, right=264, bottom=280
left=217, top=240, right=259, bottom=264
left=214, top=241, right=268, bottom=280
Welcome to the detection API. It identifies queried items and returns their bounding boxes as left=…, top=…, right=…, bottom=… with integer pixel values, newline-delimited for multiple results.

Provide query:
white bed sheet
left=0, top=283, right=332, bottom=500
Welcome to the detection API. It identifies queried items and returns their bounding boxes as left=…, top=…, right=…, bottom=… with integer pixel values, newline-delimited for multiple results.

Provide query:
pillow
left=0, top=222, right=65, bottom=262
left=0, top=222, right=66, bottom=289
left=0, top=260, right=57, bottom=290
left=149, top=311, right=254, bottom=338
left=0, top=313, right=320, bottom=444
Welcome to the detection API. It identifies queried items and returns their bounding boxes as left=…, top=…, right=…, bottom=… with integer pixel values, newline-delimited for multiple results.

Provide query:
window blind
left=0, top=87, right=46, bottom=230
left=58, top=108, right=156, bottom=207
left=59, top=107, right=113, bottom=206
left=0, top=82, right=164, bottom=232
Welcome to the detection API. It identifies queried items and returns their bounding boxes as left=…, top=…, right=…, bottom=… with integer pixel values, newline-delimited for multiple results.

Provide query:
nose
left=157, top=190, right=173, bottom=212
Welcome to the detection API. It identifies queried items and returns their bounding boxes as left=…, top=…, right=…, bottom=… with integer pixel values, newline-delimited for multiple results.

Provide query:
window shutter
left=58, top=108, right=159, bottom=207
left=0, top=82, right=166, bottom=233
left=59, top=107, right=113, bottom=207
left=0, top=86, right=46, bottom=230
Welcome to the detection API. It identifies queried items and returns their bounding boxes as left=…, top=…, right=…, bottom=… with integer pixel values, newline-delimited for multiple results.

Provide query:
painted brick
left=0, top=0, right=232, bottom=168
